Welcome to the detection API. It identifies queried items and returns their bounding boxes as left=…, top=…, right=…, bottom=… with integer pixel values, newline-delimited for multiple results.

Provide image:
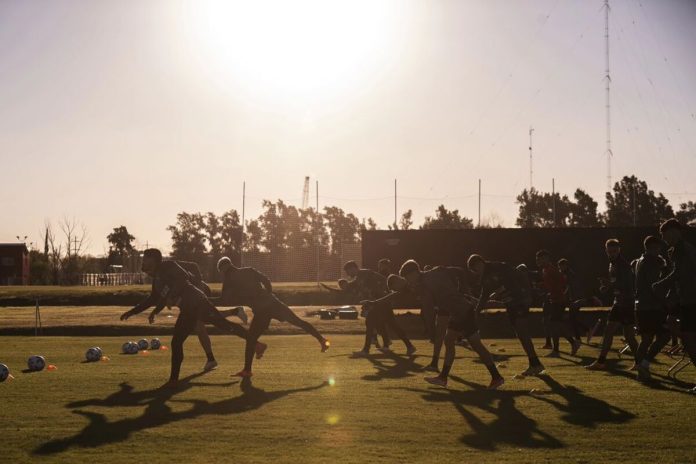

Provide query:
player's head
left=659, top=218, right=682, bottom=246
left=557, top=258, right=569, bottom=272
left=338, top=278, right=349, bottom=290
left=343, top=260, right=359, bottom=278
left=399, top=259, right=421, bottom=286
left=605, top=238, right=621, bottom=259
left=387, top=274, right=408, bottom=293
left=535, top=249, right=552, bottom=267
left=467, top=254, right=485, bottom=275
left=142, top=248, right=162, bottom=275
left=217, top=256, right=233, bottom=273
left=643, top=235, right=663, bottom=255
left=377, top=258, right=392, bottom=275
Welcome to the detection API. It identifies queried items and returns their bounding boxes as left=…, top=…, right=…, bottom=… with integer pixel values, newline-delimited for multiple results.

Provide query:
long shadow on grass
left=396, top=380, right=564, bottom=451
left=359, top=351, right=423, bottom=381
left=34, top=376, right=328, bottom=456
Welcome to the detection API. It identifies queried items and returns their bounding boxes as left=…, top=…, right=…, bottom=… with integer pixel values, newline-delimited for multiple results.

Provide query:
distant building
left=0, top=243, right=30, bottom=285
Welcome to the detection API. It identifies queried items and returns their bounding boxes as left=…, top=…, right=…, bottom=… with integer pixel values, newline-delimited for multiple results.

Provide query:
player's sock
left=485, top=362, right=502, bottom=380
left=440, top=363, right=452, bottom=379
left=598, top=354, right=607, bottom=364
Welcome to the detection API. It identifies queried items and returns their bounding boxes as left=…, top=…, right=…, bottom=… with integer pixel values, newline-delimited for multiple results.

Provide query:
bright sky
left=1, top=0, right=695, bottom=255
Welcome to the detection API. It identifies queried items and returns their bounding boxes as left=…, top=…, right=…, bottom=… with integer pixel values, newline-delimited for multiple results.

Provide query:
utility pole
left=552, top=178, right=557, bottom=227
left=394, top=178, right=397, bottom=229
left=529, top=126, right=534, bottom=190
left=478, top=179, right=482, bottom=227
left=242, top=181, right=246, bottom=234
left=604, top=0, right=613, bottom=192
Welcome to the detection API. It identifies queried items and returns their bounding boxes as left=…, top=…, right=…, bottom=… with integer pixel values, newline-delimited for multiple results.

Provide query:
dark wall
left=362, top=227, right=696, bottom=296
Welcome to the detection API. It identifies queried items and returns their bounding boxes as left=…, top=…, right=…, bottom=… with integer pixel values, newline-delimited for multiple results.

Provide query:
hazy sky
left=1, top=0, right=695, bottom=255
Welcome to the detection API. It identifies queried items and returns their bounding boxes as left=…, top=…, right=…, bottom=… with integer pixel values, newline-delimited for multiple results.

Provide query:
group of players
left=120, top=218, right=695, bottom=393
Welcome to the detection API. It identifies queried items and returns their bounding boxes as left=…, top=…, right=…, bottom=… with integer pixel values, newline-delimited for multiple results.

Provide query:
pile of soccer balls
left=122, top=338, right=161, bottom=354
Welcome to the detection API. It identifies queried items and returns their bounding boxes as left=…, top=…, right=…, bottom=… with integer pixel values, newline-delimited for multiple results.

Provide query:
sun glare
left=185, top=0, right=398, bottom=102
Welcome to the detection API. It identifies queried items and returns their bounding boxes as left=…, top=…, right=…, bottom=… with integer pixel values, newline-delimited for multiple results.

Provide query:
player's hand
left=120, top=309, right=134, bottom=321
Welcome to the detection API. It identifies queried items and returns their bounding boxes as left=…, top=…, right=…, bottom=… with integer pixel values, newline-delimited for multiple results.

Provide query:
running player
left=120, top=249, right=260, bottom=388
left=356, top=274, right=416, bottom=356
left=558, top=259, right=599, bottom=343
left=633, top=235, right=671, bottom=381
left=217, top=257, right=329, bottom=377
left=468, top=255, right=545, bottom=377
left=535, top=250, right=580, bottom=357
left=586, top=239, right=639, bottom=370
left=653, top=219, right=696, bottom=392
left=398, top=260, right=504, bottom=390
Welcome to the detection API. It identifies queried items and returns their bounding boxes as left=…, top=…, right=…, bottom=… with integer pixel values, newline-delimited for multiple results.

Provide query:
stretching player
left=342, top=260, right=392, bottom=351
left=176, top=260, right=247, bottom=371
left=468, top=255, right=545, bottom=377
left=586, top=239, right=639, bottom=370
left=217, top=257, right=329, bottom=377
left=633, top=235, right=671, bottom=381
left=536, top=250, right=580, bottom=357
left=356, top=275, right=416, bottom=356
left=120, top=249, right=260, bottom=388
left=398, top=260, right=504, bottom=390
left=653, top=219, right=696, bottom=393
left=558, top=259, right=599, bottom=343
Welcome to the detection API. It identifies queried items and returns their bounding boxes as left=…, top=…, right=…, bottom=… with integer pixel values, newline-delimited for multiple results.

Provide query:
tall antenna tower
left=604, top=0, right=613, bottom=191
left=302, top=176, right=310, bottom=209
left=528, top=126, right=534, bottom=190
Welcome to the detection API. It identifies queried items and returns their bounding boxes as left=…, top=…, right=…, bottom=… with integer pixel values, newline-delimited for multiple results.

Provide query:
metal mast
left=302, top=176, right=310, bottom=209
left=604, top=0, right=613, bottom=191
left=529, top=126, right=534, bottom=190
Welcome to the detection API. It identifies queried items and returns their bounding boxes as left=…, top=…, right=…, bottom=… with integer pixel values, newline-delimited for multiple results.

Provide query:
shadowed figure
left=528, top=374, right=636, bottom=428
left=397, top=381, right=563, bottom=451
left=34, top=375, right=328, bottom=456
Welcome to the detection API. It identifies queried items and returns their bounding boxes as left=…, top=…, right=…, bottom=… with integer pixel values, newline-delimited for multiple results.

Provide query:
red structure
left=0, top=243, right=30, bottom=285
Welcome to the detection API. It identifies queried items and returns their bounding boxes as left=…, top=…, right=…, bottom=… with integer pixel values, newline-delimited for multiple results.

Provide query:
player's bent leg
left=196, top=321, right=218, bottom=371
left=467, top=332, right=504, bottom=389
left=168, top=311, right=196, bottom=385
left=283, top=305, right=329, bottom=351
left=240, top=314, right=271, bottom=376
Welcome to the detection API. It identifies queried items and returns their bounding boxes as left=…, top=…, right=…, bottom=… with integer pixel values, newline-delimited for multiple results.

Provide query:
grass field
left=1, top=335, right=694, bottom=464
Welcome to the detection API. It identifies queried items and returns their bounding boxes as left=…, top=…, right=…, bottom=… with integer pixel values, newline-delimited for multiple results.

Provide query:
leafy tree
left=244, top=219, right=263, bottom=252
left=568, top=189, right=602, bottom=227
left=604, top=175, right=673, bottom=226
left=361, top=218, right=378, bottom=231
left=167, top=212, right=207, bottom=262
left=107, top=226, right=136, bottom=266
left=323, top=206, right=361, bottom=254
left=421, top=205, right=474, bottom=229
left=515, top=188, right=574, bottom=227
left=676, top=201, right=696, bottom=225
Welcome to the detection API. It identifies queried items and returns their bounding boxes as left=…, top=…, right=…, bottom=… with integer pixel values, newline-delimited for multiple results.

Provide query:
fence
left=80, top=272, right=145, bottom=286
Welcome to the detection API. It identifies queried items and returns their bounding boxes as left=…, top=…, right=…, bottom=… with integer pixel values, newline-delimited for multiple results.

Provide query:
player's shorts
left=635, top=310, right=668, bottom=335
left=608, top=304, right=635, bottom=326
left=679, top=305, right=696, bottom=333
left=447, top=309, right=478, bottom=338
left=505, top=303, right=529, bottom=323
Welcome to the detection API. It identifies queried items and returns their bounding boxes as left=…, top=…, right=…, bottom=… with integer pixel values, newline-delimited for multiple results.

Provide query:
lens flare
left=328, top=377, right=336, bottom=387
left=326, top=414, right=340, bottom=425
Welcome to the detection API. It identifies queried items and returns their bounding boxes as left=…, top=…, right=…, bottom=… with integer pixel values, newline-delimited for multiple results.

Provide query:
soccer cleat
left=406, top=345, right=417, bottom=356
left=203, top=360, right=219, bottom=371
left=571, top=339, right=581, bottom=356
left=545, top=351, right=561, bottom=358
left=487, top=377, right=505, bottom=390
left=520, top=364, right=546, bottom=377
left=235, top=307, right=249, bottom=325
left=321, top=338, right=331, bottom=353
left=585, top=360, right=606, bottom=370
left=255, top=342, right=267, bottom=360
left=637, top=365, right=651, bottom=382
left=424, top=376, right=448, bottom=388
left=689, top=386, right=696, bottom=395
left=234, top=369, right=253, bottom=378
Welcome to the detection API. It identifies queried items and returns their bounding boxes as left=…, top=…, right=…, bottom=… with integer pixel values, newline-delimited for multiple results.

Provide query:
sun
left=183, top=0, right=398, bottom=103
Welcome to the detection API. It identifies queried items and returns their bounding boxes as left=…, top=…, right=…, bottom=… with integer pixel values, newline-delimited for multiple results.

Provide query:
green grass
left=1, top=336, right=694, bottom=464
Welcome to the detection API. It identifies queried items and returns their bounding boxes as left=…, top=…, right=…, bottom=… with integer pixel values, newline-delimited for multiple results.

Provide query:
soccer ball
left=122, top=341, right=139, bottom=355
left=28, top=355, right=46, bottom=372
left=85, top=347, right=102, bottom=362
left=0, top=363, right=9, bottom=382
left=137, top=339, right=149, bottom=351
left=150, top=338, right=161, bottom=350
